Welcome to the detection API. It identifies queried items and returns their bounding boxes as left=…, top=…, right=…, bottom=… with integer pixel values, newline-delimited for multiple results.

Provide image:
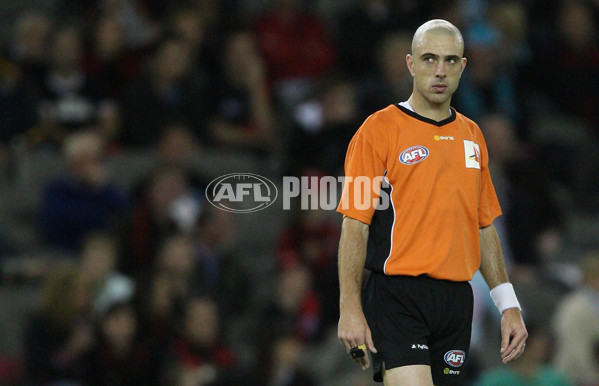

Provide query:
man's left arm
left=479, top=223, right=528, bottom=363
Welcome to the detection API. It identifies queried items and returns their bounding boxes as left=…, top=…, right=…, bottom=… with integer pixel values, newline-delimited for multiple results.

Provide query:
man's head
left=407, top=19, right=466, bottom=107
left=63, top=130, right=106, bottom=186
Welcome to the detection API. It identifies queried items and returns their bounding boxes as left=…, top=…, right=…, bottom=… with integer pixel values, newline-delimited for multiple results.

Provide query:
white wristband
left=490, top=283, right=522, bottom=315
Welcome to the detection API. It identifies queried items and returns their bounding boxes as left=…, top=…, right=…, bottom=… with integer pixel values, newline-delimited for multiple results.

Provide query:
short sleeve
left=337, top=128, right=387, bottom=225
left=477, top=133, right=502, bottom=227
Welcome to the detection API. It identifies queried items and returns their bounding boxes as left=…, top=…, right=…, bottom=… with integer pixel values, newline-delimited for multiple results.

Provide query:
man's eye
left=425, top=57, right=433, bottom=62
left=448, top=59, right=456, bottom=64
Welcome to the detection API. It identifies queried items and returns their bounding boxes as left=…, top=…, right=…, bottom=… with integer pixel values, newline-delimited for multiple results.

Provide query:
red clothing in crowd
left=253, top=10, right=336, bottom=83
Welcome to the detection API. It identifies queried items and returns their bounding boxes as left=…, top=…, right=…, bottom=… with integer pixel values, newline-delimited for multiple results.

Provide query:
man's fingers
left=501, top=329, right=527, bottom=362
left=339, top=335, right=357, bottom=351
left=339, top=337, right=352, bottom=355
left=500, top=328, right=510, bottom=354
left=366, top=327, right=377, bottom=354
left=501, top=338, right=518, bottom=361
left=355, top=355, right=366, bottom=369
left=341, top=337, right=371, bottom=369
left=351, top=345, right=369, bottom=370
left=362, top=350, right=371, bottom=370
left=503, top=339, right=526, bottom=363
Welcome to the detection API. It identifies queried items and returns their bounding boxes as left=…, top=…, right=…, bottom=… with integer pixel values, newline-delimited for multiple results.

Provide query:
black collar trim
left=395, top=103, right=457, bottom=127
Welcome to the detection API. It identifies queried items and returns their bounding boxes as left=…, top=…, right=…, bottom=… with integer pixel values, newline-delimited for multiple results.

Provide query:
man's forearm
left=479, top=223, right=509, bottom=289
left=338, top=217, right=369, bottom=312
left=480, top=225, right=527, bottom=361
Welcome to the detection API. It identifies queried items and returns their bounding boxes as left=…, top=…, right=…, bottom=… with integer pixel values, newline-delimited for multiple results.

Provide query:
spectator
left=357, top=31, right=414, bottom=117
left=481, top=113, right=563, bottom=268
left=288, top=78, right=360, bottom=175
left=5, top=11, right=53, bottom=92
left=117, top=166, right=198, bottom=276
left=552, top=252, right=599, bottom=384
left=265, top=334, right=316, bottom=386
left=78, top=231, right=135, bottom=316
left=336, top=0, right=408, bottom=77
left=85, top=301, right=159, bottom=385
left=34, top=27, right=117, bottom=147
left=452, top=22, right=519, bottom=123
left=277, top=205, right=339, bottom=274
left=136, top=271, right=180, bottom=362
left=277, top=204, right=340, bottom=326
left=120, top=37, right=208, bottom=147
left=166, top=5, right=209, bottom=74
left=167, top=296, right=240, bottom=386
left=539, top=1, right=599, bottom=132
left=0, top=55, right=37, bottom=158
left=155, top=235, right=196, bottom=300
left=165, top=1, right=227, bottom=77
left=260, top=263, right=322, bottom=344
left=154, top=124, right=208, bottom=190
left=207, top=30, right=275, bottom=152
left=487, top=1, right=531, bottom=71
left=477, top=324, right=571, bottom=386
left=129, top=124, right=208, bottom=223
left=1, top=12, right=48, bottom=151
left=40, top=130, right=130, bottom=251
left=24, top=265, right=95, bottom=384
left=192, top=206, right=248, bottom=316
left=253, top=0, right=336, bottom=106
left=98, top=0, right=161, bottom=51
left=84, top=14, right=142, bottom=101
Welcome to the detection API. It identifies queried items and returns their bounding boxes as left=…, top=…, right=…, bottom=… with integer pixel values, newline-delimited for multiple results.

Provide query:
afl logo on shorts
left=399, top=146, right=429, bottom=165
left=444, top=350, right=466, bottom=367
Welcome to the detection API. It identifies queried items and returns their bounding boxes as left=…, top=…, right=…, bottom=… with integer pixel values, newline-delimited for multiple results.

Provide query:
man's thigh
left=364, top=274, right=433, bottom=382
left=383, top=364, right=434, bottom=386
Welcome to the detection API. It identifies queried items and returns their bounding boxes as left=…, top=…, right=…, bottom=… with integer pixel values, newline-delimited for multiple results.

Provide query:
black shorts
left=362, top=272, right=473, bottom=384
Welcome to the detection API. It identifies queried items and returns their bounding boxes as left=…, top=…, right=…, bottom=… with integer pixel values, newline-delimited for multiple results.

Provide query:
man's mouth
left=432, top=84, right=448, bottom=92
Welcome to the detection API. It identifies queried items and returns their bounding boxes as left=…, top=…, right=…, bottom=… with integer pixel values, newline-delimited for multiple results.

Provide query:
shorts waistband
left=375, top=272, right=469, bottom=286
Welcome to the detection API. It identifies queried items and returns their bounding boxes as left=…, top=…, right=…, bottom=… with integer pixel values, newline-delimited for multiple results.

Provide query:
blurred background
left=0, top=0, right=598, bottom=385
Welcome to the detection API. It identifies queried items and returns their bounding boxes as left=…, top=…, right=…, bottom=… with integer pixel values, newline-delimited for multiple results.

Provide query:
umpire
left=337, top=19, right=527, bottom=385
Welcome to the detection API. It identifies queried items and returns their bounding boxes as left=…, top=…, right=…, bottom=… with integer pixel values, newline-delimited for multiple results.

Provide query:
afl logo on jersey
left=400, top=146, right=429, bottom=165
left=444, top=350, right=466, bottom=367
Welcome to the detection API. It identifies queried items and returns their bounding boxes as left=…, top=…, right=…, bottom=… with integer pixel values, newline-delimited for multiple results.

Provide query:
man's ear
left=406, top=54, right=415, bottom=76
left=460, top=57, right=467, bottom=75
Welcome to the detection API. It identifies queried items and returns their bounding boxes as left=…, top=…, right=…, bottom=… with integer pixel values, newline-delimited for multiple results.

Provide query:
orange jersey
left=337, top=104, right=502, bottom=281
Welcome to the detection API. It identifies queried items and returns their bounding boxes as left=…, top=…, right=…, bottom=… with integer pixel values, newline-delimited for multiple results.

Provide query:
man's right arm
left=338, top=216, right=377, bottom=370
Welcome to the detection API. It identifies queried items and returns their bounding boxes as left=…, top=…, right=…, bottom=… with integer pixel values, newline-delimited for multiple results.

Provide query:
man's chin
left=425, top=94, right=451, bottom=106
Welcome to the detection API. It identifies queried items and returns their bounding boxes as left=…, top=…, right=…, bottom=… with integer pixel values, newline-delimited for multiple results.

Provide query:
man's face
left=407, top=31, right=466, bottom=106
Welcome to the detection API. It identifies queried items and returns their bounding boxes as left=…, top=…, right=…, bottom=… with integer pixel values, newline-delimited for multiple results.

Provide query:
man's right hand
left=338, top=308, right=377, bottom=370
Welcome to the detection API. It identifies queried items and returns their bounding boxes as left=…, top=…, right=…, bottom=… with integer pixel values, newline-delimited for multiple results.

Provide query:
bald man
left=337, top=20, right=527, bottom=385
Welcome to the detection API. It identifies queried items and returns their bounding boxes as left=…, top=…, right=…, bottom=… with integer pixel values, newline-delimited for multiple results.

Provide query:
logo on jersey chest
left=399, top=145, right=429, bottom=165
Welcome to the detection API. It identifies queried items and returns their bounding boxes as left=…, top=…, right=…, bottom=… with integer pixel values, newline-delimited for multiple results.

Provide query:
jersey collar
left=395, top=103, right=457, bottom=127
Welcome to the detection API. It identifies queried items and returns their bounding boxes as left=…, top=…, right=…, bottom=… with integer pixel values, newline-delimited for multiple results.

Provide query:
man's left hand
left=500, top=308, right=528, bottom=363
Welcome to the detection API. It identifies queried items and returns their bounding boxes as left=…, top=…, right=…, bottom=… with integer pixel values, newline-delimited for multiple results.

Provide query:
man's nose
left=435, top=62, right=447, bottom=78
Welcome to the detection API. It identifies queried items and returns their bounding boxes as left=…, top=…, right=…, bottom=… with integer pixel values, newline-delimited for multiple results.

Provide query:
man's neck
left=407, top=94, right=452, bottom=122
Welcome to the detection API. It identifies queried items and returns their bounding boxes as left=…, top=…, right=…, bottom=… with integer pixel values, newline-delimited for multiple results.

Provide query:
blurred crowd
left=0, top=0, right=599, bottom=385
